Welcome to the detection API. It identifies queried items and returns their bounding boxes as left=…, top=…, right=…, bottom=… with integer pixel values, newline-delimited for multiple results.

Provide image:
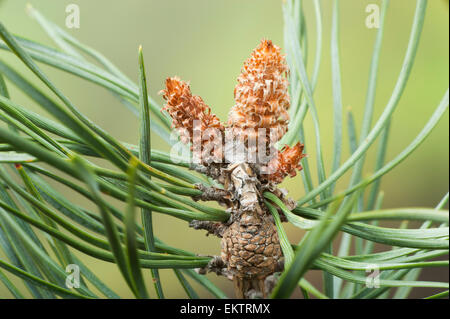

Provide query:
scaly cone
left=228, top=39, right=290, bottom=144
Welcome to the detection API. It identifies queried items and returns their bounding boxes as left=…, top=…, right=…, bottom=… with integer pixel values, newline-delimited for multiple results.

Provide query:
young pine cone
left=221, top=212, right=282, bottom=298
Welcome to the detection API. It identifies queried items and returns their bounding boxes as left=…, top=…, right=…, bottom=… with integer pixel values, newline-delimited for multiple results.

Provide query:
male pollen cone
left=228, top=39, right=290, bottom=143
left=160, top=77, right=225, bottom=161
left=267, top=142, right=306, bottom=184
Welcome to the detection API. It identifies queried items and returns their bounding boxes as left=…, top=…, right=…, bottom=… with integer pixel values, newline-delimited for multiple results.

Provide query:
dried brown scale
left=160, top=39, right=306, bottom=299
left=191, top=183, right=232, bottom=207
left=189, top=220, right=228, bottom=238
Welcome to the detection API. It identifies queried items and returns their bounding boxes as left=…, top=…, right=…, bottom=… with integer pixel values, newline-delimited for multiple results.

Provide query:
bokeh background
left=0, top=0, right=448, bottom=298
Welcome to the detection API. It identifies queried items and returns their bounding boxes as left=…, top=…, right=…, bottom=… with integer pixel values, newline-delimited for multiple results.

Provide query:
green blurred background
left=0, top=0, right=448, bottom=298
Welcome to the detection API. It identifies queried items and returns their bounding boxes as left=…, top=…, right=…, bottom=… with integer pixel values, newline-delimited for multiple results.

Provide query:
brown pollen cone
left=228, top=39, right=290, bottom=144
left=160, top=77, right=225, bottom=163
left=266, top=142, right=306, bottom=184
